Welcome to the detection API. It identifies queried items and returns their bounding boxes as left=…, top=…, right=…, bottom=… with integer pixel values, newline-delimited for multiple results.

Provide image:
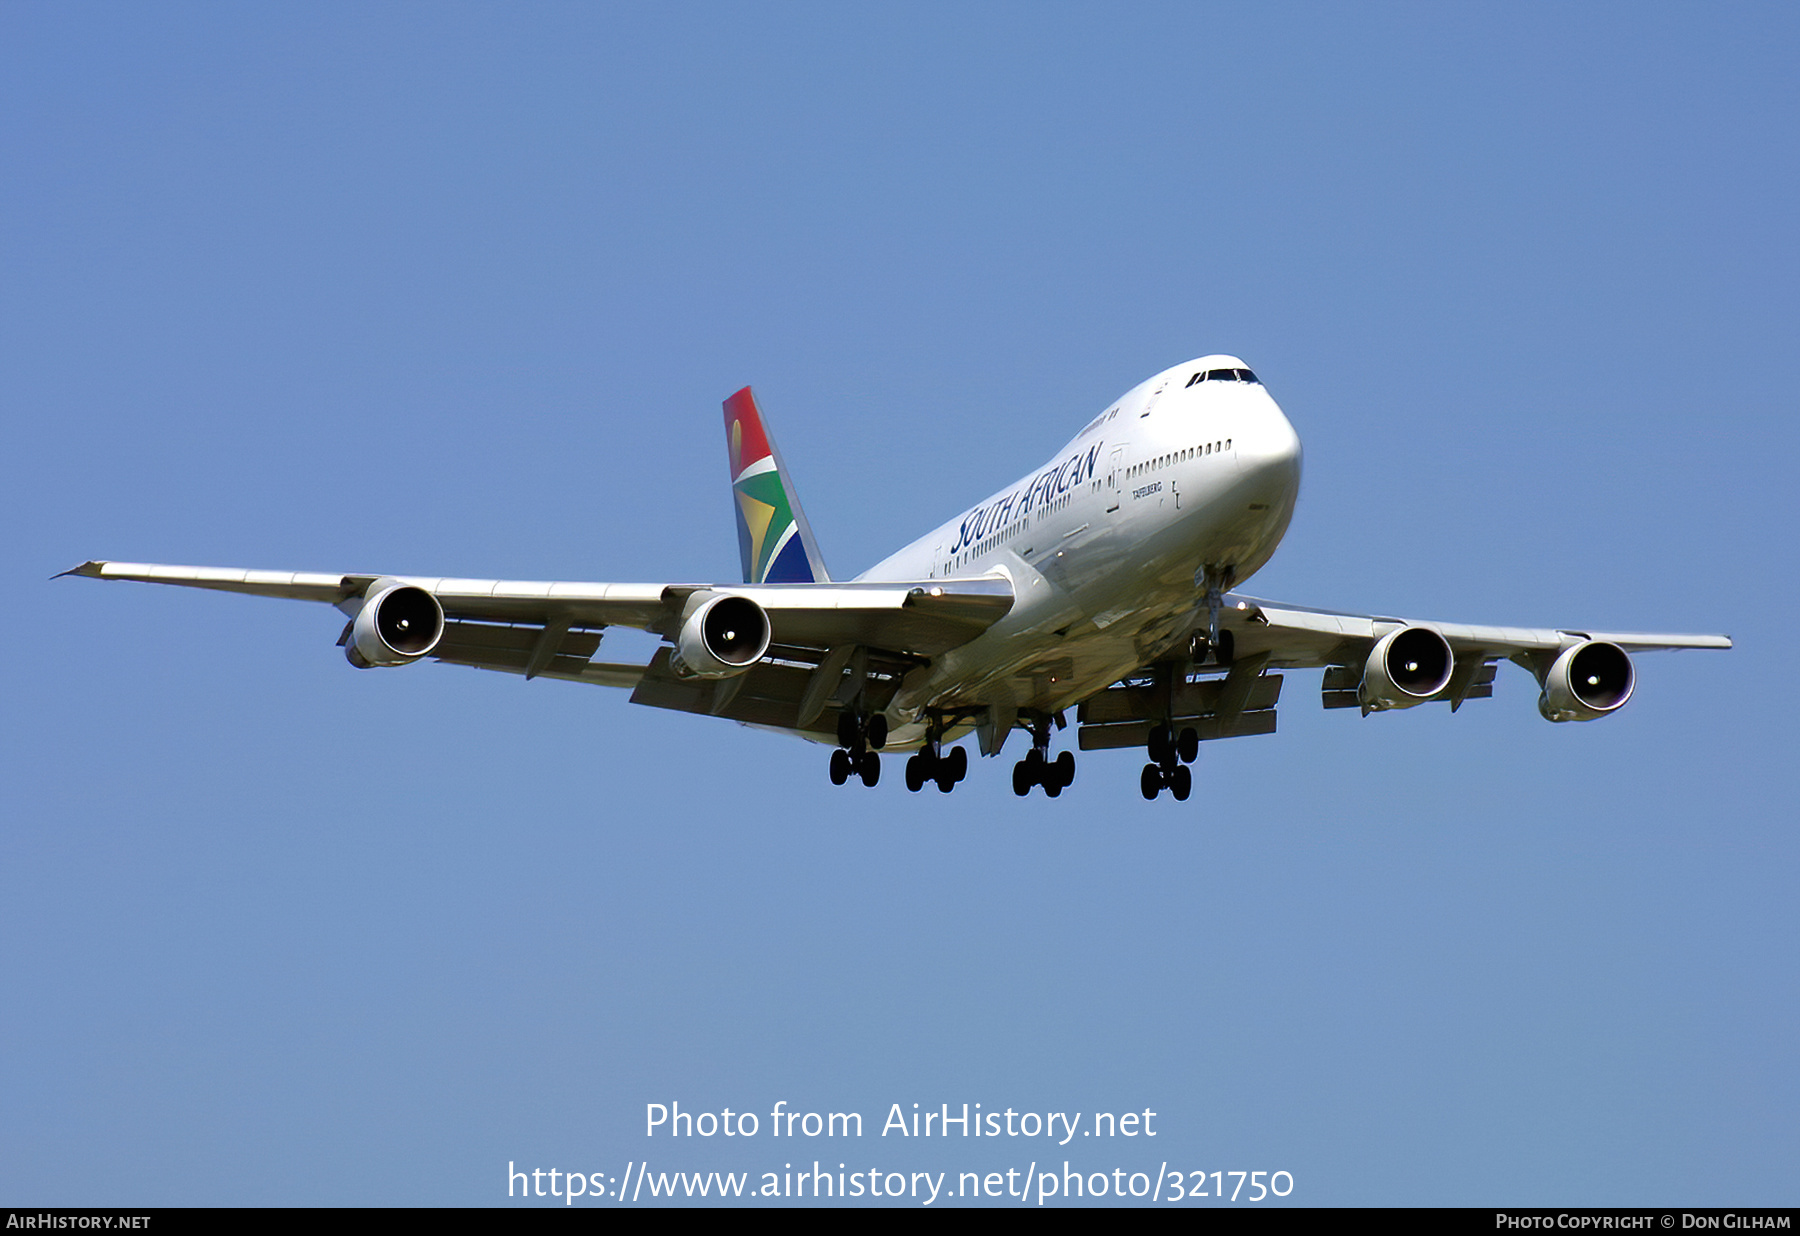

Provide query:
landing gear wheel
left=1053, top=750, right=1075, bottom=787
left=1177, top=727, right=1199, bottom=764
left=1141, top=763, right=1161, bottom=800
left=1214, top=629, right=1234, bottom=666
left=1012, top=761, right=1033, bottom=796
left=945, top=745, right=968, bottom=783
left=905, top=753, right=926, bottom=792
left=1044, top=775, right=1063, bottom=798
left=867, top=714, right=888, bottom=750
left=1148, top=724, right=1174, bottom=766
left=830, top=749, right=852, bottom=786
left=935, top=762, right=956, bottom=793
left=1170, top=763, right=1192, bottom=801
left=858, top=751, right=880, bottom=787
left=836, top=712, right=858, bottom=750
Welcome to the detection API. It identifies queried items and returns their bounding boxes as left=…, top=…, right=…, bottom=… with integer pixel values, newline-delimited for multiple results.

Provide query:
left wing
left=62, top=560, right=1015, bottom=736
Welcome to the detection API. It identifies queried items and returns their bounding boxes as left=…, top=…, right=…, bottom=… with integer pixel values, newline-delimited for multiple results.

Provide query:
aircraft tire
left=837, top=713, right=858, bottom=750
left=1140, top=764, right=1161, bottom=800
left=1012, top=761, right=1033, bottom=797
left=830, top=749, right=851, bottom=786
left=1178, top=728, right=1199, bottom=763
left=868, top=714, right=888, bottom=750
left=1170, top=764, right=1192, bottom=801
left=859, top=751, right=880, bottom=787
left=946, top=745, right=968, bottom=783
left=905, top=754, right=925, bottom=792
left=1148, top=724, right=1173, bottom=765
left=1054, top=750, right=1075, bottom=786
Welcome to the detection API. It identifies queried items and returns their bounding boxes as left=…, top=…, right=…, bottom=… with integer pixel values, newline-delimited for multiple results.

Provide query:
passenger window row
left=948, top=491, right=1075, bottom=571
left=1128, top=439, right=1232, bottom=478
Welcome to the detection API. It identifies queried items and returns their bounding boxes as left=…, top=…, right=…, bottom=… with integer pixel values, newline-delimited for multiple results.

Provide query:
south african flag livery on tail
left=723, top=387, right=832, bottom=585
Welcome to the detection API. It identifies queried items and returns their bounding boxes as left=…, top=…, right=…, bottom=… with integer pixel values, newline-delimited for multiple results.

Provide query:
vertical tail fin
left=722, top=387, right=832, bottom=584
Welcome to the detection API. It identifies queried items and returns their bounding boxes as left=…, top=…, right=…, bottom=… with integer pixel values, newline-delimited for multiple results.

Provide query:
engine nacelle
left=669, top=594, right=771, bottom=679
left=1358, top=625, right=1454, bottom=710
left=1538, top=640, right=1635, bottom=722
left=346, top=584, right=444, bottom=668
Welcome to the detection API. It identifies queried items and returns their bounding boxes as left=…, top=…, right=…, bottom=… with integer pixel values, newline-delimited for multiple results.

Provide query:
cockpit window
left=1187, top=367, right=1262, bottom=387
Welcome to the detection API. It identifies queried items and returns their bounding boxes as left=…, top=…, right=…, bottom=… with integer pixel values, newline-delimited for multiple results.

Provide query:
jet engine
left=345, top=584, right=445, bottom=668
left=1537, top=640, right=1635, bottom=722
left=1358, top=625, right=1454, bottom=710
left=670, top=594, right=771, bottom=679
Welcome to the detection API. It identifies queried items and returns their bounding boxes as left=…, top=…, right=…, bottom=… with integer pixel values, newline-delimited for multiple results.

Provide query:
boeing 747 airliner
left=67, top=355, right=1731, bottom=800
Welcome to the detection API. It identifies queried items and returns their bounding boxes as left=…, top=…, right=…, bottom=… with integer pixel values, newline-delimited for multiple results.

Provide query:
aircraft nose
left=1235, top=400, right=1303, bottom=489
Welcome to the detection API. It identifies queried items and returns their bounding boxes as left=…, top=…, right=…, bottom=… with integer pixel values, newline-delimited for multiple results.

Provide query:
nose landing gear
left=1191, top=563, right=1238, bottom=669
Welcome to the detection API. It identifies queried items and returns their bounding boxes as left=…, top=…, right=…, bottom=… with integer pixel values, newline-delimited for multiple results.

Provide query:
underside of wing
left=1228, top=595, right=1733, bottom=666
left=64, top=561, right=1013, bottom=730
left=1066, top=593, right=1732, bottom=757
left=1210, top=593, right=1730, bottom=720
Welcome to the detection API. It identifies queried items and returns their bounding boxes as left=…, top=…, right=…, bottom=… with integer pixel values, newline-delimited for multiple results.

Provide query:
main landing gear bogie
left=829, top=710, right=887, bottom=788
left=905, top=742, right=968, bottom=793
left=1012, top=715, right=1075, bottom=798
left=1013, top=747, right=1075, bottom=797
left=1141, top=761, right=1191, bottom=801
left=828, top=746, right=881, bottom=787
left=1141, top=721, right=1198, bottom=801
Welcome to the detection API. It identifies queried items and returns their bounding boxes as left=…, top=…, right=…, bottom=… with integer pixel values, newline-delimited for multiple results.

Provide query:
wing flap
left=627, top=648, right=901, bottom=736
left=1320, top=661, right=1497, bottom=709
left=1077, top=674, right=1283, bottom=724
left=1078, top=711, right=1278, bottom=750
left=429, top=619, right=603, bottom=675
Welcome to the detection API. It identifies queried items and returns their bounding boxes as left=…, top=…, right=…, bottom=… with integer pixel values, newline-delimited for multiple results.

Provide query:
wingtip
left=54, top=560, right=107, bottom=580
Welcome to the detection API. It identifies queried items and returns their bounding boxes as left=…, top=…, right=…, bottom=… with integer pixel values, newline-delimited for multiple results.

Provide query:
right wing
left=63, top=561, right=1015, bottom=736
left=1074, top=592, right=1730, bottom=753
left=1228, top=596, right=1734, bottom=666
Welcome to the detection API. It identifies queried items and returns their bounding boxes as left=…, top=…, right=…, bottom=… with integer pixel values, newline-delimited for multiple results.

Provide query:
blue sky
left=3, top=2, right=1795, bottom=1206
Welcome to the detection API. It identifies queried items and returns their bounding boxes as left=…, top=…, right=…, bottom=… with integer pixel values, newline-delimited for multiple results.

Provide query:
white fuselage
left=856, top=355, right=1303, bottom=743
